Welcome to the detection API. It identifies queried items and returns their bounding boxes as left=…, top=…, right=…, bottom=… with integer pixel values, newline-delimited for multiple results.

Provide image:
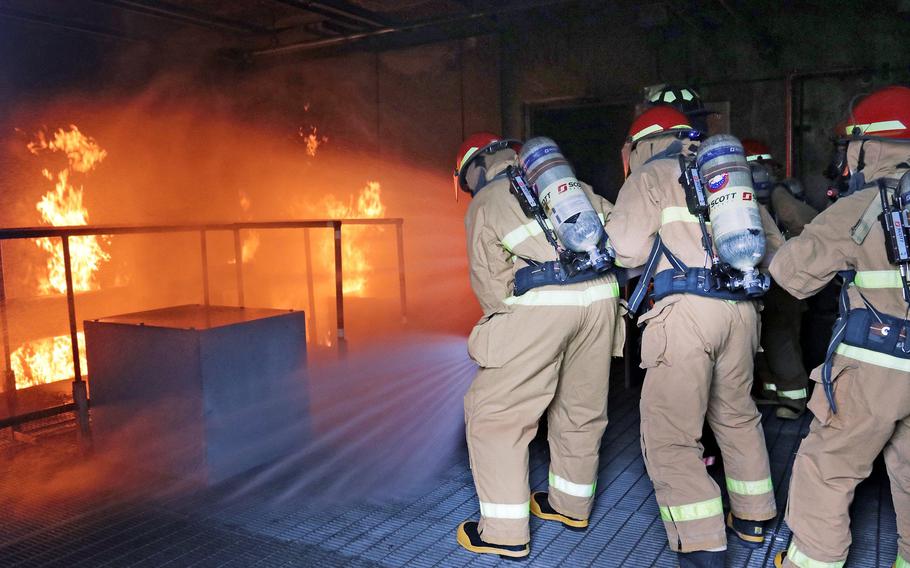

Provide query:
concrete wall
left=499, top=2, right=910, bottom=206
left=240, top=36, right=502, bottom=334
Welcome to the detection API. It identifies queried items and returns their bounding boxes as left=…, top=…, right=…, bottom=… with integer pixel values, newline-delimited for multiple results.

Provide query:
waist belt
left=627, top=236, right=751, bottom=314
left=652, top=267, right=752, bottom=303
left=822, top=270, right=910, bottom=412
left=843, top=309, right=910, bottom=355
left=513, top=261, right=604, bottom=296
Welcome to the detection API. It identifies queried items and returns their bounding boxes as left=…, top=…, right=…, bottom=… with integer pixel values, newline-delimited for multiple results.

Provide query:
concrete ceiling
left=0, top=0, right=529, bottom=56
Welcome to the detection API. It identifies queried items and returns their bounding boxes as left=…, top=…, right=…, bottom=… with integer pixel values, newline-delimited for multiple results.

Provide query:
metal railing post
left=395, top=221, right=408, bottom=324
left=232, top=228, right=245, bottom=307
left=303, top=228, right=318, bottom=344
left=333, top=221, right=347, bottom=355
left=62, top=237, right=91, bottom=443
left=200, top=230, right=210, bottom=307
left=0, top=242, right=17, bottom=423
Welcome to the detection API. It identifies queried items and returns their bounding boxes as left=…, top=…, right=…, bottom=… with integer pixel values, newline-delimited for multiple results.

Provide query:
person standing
left=606, top=107, right=783, bottom=567
left=745, top=139, right=818, bottom=419
left=454, top=133, right=623, bottom=558
left=771, top=86, right=910, bottom=568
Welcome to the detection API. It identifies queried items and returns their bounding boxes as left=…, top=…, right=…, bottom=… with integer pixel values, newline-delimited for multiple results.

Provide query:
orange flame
left=234, top=191, right=260, bottom=264
left=29, top=125, right=110, bottom=294
left=11, top=333, right=87, bottom=390
left=323, top=181, right=386, bottom=296
left=299, top=126, right=328, bottom=157
left=12, top=126, right=109, bottom=389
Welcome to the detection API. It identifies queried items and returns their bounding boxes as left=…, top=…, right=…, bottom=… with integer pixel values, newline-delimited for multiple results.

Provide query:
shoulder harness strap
left=850, top=181, right=887, bottom=245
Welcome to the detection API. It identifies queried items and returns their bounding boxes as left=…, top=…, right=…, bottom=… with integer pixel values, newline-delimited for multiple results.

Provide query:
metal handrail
left=0, top=218, right=407, bottom=436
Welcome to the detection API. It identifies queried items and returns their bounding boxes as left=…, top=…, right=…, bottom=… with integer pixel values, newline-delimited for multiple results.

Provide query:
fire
left=29, top=125, right=110, bottom=294
left=299, top=126, right=328, bottom=157
left=11, top=333, right=87, bottom=390
left=11, top=126, right=109, bottom=389
left=241, top=232, right=261, bottom=263
left=235, top=191, right=260, bottom=263
left=323, top=181, right=386, bottom=296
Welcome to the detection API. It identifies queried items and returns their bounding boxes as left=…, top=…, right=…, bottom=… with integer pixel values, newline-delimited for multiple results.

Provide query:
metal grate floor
left=0, top=381, right=897, bottom=567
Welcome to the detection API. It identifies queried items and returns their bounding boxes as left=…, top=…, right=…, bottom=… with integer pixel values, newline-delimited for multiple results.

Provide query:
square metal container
left=85, top=304, right=308, bottom=485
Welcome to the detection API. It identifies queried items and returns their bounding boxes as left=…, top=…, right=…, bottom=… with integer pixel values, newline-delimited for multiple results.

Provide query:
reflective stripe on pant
left=763, top=382, right=809, bottom=401
left=639, top=295, right=776, bottom=552
left=465, top=278, right=619, bottom=545
left=785, top=356, right=910, bottom=566
left=781, top=543, right=845, bottom=568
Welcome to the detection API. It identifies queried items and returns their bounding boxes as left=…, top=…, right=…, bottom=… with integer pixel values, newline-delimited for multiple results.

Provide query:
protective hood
left=847, top=139, right=910, bottom=184
left=629, top=135, right=696, bottom=173
left=466, top=148, right=518, bottom=195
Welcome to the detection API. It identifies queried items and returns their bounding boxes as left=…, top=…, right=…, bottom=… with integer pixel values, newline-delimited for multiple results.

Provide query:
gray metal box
left=85, top=304, right=308, bottom=485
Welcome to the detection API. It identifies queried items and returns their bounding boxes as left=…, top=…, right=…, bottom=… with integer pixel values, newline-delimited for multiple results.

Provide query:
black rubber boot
left=529, top=492, right=588, bottom=530
left=726, top=512, right=765, bottom=548
left=456, top=521, right=529, bottom=560
left=678, top=550, right=726, bottom=568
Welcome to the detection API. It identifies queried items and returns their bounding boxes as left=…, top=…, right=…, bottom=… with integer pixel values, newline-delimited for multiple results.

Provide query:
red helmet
left=840, top=85, right=910, bottom=141
left=628, top=106, right=697, bottom=144
left=454, top=132, right=522, bottom=193
left=741, top=139, right=773, bottom=162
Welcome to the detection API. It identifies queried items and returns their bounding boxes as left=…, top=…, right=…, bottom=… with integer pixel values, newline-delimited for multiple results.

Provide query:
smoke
left=0, top=63, right=478, bottom=347
left=0, top=58, right=483, bottom=517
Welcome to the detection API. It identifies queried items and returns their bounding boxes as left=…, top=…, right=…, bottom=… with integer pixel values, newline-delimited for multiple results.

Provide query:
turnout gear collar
left=847, top=139, right=910, bottom=186
left=628, top=135, right=695, bottom=174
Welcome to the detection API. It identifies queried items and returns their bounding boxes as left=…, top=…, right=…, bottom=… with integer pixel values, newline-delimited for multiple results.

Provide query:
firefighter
left=772, top=86, right=910, bottom=568
left=744, top=139, right=819, bottom=239
left=454, top=133, right=623, bottom=558
left=606, top=107, right=783, bottom=567
left=641, top=83, right=726, bottom=463
left=744, top=139, right=818, bottom=419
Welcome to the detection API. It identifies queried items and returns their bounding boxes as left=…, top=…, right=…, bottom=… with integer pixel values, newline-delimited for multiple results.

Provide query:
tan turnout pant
left=639, top=295, right=777, bottom=552
left=782, top=356, right=910, bottom=567
left=465, top=278, right=620, bottom=545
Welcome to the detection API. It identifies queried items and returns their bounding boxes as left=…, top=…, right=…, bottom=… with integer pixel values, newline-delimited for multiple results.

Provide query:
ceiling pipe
left=0, top=6, right=143, bottom=42
left=87, top=0, right=271, bottom=34
left=270, top=0, right=389, bottom=29
left=252, top=0, right=581, bottom=56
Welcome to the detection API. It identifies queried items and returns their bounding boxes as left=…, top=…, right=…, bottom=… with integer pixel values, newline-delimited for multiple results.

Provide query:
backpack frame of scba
left=504, top=138, right=619, bottom=296
left=627, top=137, right=771, bottom=316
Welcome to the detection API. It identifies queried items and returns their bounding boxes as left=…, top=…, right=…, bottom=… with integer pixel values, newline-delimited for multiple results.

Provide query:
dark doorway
left=526, top=100, right=635, bottom=203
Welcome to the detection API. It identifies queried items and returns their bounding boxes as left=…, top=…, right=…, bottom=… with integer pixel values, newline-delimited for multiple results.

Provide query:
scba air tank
left=519, top=137, right=610, bottom=269
left=696, top=134, right=766, bottom=272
